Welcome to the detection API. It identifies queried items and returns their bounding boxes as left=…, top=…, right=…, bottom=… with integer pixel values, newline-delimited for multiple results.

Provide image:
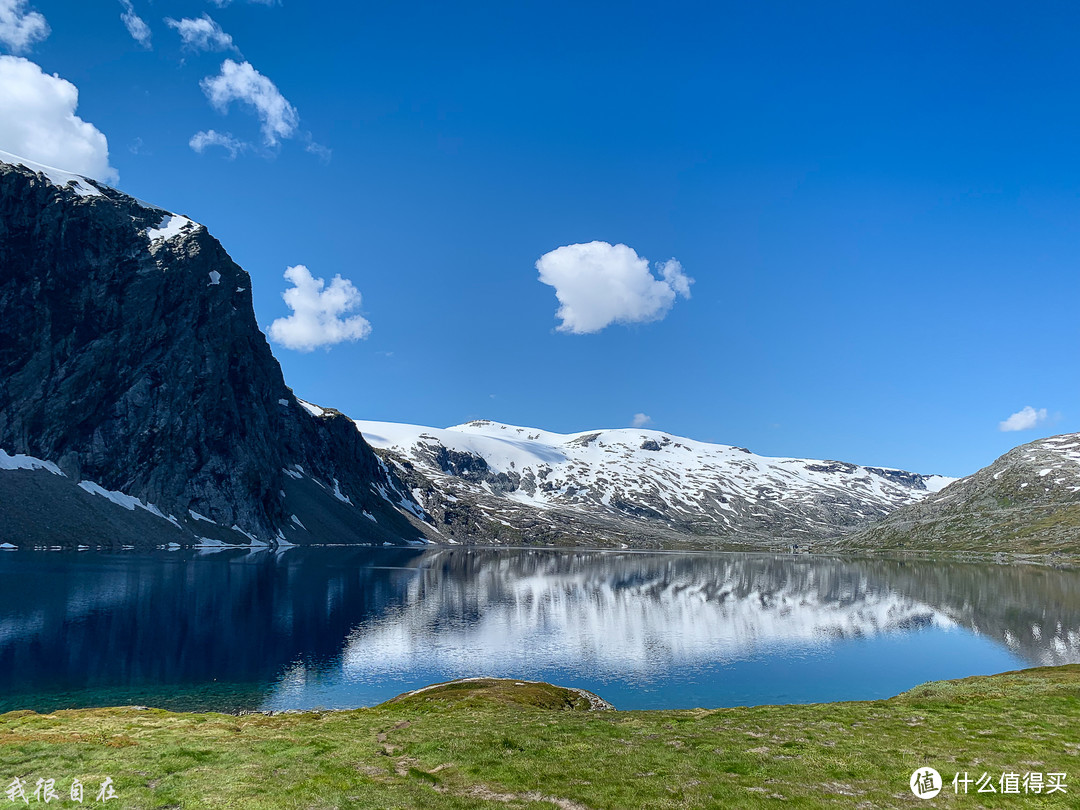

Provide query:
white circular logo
left=910, top=767, right=942, bottom=799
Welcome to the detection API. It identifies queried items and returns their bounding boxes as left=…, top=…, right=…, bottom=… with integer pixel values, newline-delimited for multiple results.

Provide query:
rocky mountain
left=351, top=417, right=954, bottom=548
left=841, top=433, right=1080, bottom=554
left=0, top=149, right=970, bottom=553
left=0, top=151, right=428, bottom=549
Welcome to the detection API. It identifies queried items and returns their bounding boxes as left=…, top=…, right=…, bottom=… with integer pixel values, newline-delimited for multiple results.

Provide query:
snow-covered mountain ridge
left=349, top=416, right=955, bottom=547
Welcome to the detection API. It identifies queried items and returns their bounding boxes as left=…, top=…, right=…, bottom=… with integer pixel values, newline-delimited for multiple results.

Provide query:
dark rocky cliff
left=0, top=156, right=427, bottom=547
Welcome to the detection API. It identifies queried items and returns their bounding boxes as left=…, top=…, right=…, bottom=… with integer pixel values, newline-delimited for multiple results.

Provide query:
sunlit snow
left=354, top=418, right=959, bottom=519
left=146, top=213, right=198, bottom=243
left=0, top=149, right=103, bottom=198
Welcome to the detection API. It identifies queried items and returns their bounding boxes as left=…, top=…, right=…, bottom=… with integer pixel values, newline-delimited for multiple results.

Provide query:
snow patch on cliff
left=0, top=149, right=103, bottom=198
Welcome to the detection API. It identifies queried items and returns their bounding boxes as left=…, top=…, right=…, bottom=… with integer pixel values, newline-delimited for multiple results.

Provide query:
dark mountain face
left=0, top=157, right=426, bottom=547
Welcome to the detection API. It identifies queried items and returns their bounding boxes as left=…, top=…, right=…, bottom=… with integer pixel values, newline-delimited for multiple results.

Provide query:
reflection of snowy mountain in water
left=341, top=550, right=956, bottom=675
left=1, top=548, right=1076, bottom=712
left=862, top=559, right=1080, bottom=667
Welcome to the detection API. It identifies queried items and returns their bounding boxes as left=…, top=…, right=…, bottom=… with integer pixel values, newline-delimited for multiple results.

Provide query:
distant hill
left=838, top=433, right=1080, bottom=554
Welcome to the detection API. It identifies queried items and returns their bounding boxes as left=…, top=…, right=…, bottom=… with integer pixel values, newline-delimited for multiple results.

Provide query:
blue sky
left=1, top=0, right=1077, bottom=477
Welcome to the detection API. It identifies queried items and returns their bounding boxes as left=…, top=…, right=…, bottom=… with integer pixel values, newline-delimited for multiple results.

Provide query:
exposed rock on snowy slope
left=842, top=433, right=1080, bottom=554
left=353, top=418, right=954, bottom=548
left=0, top=152, right=427, bottom=548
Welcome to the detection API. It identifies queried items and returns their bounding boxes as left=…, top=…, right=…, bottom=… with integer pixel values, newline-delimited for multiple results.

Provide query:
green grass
left=2, top=669, right=1078, bottom=808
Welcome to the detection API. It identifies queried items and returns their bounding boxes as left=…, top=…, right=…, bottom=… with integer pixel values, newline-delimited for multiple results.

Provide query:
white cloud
left=536, top=241, right=694, bottom=334
left=268, top=265, right=372, bottom=352
left=0, top=0, right=48, bottom=53
left=200, top=59, right=297, bottom=147
left=999, top=406, right=1049, bottom=432
left=305, top=140, right=332, bottom=163
left=0, top=56, right=117, bottom=183
left=632, top=413, right=652, bottom=428
left=166, top=14, right=234, bottom=52
left=189, top=129, right=246, bottom=158
left=119, top=0, right=150, bottom=48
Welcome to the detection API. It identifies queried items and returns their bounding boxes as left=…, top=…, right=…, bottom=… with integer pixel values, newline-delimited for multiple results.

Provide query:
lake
left=0, top=547, right=1077, bottom=713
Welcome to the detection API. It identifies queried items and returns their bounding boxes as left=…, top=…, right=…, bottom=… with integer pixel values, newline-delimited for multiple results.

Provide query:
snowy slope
left=354, top=418, right=955, bottom=546
left=0, top=149, right=105, bottom=198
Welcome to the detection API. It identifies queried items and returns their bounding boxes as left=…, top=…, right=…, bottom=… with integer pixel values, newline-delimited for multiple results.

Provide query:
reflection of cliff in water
left=0, top=547, right=427, bottom=711
left=853, top=558, right=1080, bottom=666
left=342, top=549, right=1080, bottom=675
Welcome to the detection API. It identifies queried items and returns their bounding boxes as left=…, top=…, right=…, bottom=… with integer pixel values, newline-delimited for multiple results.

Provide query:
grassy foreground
left=1, top=668, right=1078, bottom=809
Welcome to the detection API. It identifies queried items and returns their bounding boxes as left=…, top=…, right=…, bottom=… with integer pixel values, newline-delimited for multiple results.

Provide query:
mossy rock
left=382, top=678, right=604, bottom=712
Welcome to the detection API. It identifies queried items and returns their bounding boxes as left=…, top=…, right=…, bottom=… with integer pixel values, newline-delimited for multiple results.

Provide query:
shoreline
left=5, top=541, right=1079, bottom=565
left=3, top=666, right=1077, bottom=809
left=2, top=661, right=1074, bottom=718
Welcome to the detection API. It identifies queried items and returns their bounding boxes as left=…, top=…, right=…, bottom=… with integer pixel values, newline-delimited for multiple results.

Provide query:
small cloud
left=166, top=14, right=235, bottom=52
left=536, top=241, right=693, bottom=334
left=631, top=413, right=652, bottom=428
left=0, top=56, right=117, bottom=183
left=128, top=136, right=147, bottom=154
left=118, top=0, right=151, bottom=48
left=200, top=59, right=298, bottom=147
left=268, top=265, right=372, bottom=352
left=304, top=139, right=332, bottom=164
left=0, top=0, right=49, bottom=53
left=999, top=406, right=1049, bottom=432
left=189, top=128, right=246, bottom=158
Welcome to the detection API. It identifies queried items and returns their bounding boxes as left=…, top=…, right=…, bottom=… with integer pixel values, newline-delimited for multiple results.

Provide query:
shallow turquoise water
left=0, top=547, right=1075, bottom=712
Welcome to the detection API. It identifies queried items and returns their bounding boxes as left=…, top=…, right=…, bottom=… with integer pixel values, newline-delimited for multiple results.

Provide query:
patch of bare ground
left=456, top=785, right=593, bottom=810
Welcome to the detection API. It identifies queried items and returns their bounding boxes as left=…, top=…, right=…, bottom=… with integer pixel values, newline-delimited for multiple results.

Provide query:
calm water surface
left=0, top=547, right=1077, bottom=712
